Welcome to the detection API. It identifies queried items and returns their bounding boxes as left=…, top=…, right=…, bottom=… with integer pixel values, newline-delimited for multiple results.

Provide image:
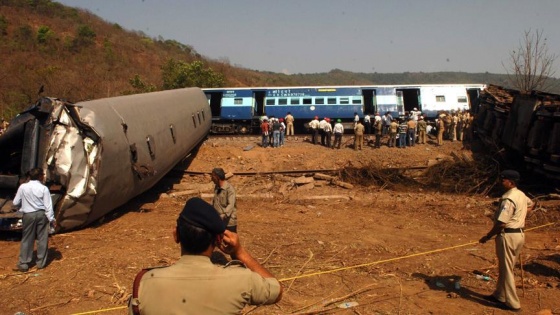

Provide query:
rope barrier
left=70, top=221, right=555, bottom=314
left=70, top=306, right=126, bottom=315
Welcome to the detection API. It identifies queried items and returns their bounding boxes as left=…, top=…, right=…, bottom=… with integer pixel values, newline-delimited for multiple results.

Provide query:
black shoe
left=12, top=267, right=28, bottom=272
left=496, top=303, right=521, bottom=312
left=482, top=295, right=501, bottom=303
left=484, top=295, right=520, bottom=312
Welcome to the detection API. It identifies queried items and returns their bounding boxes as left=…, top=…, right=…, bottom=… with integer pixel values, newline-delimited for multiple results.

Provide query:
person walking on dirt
left=309, top=116, right=320, bottom=145
left=211, top=168, right=237, bottom=233
left=388, top=119, right=398, bottom=147
left=333, top=119, right=344, bottom=149
left=285, top=112, right=295, bottom=137
left=479, top=170, right=534, bottom=312
left=383, top=112, right=393, bottom=136
left=374, top=117, right=383, bottom=148
left=353, top=120, right=365, bottom=150
left=260, top=118, right=269, bottom=148
left=436, top=116, right=445, bottom=146
left=13, top=168, right=56, bottom=272
left=319, top=117, right=328, bottom=146
left=417, top=116, right=427, bottom=144
left=406, top=117, right=416, bottom=146
left=323, top=118, right=333, bottom=148
left=128, top=197, right=282, bottom=315
left=397, top=119, right=408, bottom=148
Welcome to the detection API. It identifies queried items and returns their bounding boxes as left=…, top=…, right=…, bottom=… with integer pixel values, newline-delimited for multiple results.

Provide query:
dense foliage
left=0, top=0, right=558, bottom=119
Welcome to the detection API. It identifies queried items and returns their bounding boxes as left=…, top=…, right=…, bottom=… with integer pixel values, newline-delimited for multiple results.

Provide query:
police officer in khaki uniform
left=479, top=170, right=534, bottom=312
left=285, top=112, right=295, bottom=137
left=353, top=120, right=365, bottom=150
left=129, top=197, right=282, bottom=315
left=211, top=168, right=237, bottom=233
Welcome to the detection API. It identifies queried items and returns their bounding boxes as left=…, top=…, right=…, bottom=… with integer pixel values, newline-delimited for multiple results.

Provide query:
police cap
left=212, top=167, right=226, bottom=180
left=178, top=197, right=225, bottom=234
left=500, top=170, right=520, bottom=182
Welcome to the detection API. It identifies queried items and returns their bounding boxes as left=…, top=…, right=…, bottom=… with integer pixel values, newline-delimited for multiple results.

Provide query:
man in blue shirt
left=13, top=168, right=56, bottom=272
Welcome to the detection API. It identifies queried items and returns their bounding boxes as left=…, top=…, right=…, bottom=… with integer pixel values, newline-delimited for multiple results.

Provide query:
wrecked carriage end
left=0, top=88, right=211, bottom=232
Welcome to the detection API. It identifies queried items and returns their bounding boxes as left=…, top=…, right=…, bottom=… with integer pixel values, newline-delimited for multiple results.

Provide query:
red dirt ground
left=1, top=135, right=559, bottom=315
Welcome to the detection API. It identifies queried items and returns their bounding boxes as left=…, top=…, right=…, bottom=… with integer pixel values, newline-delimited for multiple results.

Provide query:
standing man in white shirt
left=13, top=168, right=56, bottom=272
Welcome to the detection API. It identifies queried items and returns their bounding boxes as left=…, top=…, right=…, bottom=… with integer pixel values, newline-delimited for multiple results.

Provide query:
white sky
left=56, top=0, right=560, bottom=76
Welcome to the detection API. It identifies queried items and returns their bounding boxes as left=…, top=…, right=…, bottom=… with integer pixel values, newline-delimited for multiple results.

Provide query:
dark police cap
left=500, top=170, right=520, bottom=182
left=178, top=197, right=225, bottom=234
left=212, top=167, right=226, bottom=180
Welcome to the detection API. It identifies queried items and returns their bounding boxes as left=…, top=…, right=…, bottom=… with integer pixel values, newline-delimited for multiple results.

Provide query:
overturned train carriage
left=0, top=88, right=211, bottom=232
left=475, top=84, right=560, bottom=179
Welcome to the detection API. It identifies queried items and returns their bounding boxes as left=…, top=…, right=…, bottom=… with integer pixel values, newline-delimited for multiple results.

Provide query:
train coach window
left=290, top=98, right=300, bottom=105
left=266, top=99, right=275, bottom=105
left=198, top=112, right=201, bottom=125
left=279, top=98, right=288, bottom=105
left=169, top=125, right=176, bottom=143
left=192, top=114, right=197, bottom=127
left=458, top=96, right=467, bottom=103
left=352, top=97, right=361, bottom=104
left=146, top=135, right=156, bottom=159
left=234, top=98, right=243, bottom=105
left=340, top=97, right=349, bottom=105
left=315, top=98, right=324, bottom=105
left=303, top=98, right=312, bottom=105
left=436, top=95, right=446, bottom=102
left=328, top=98, right=337, bottom=105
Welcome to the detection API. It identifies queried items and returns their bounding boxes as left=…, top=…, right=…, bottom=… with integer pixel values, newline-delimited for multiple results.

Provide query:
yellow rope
left=70, top=305, right=126, bottom=315
left=71, top=222, right=555, bottom=314
left=279, top=222, right=555, bottom=282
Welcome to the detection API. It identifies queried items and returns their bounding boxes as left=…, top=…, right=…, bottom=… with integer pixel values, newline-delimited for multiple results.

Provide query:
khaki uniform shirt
left=130, top=255, right=281, bottom=315
left=354, top=123, right=365, bottom=135
left=285, top=114, right=294, bottom=124
left=495, top=187, right=534, bottom=229
left=406, top=120, right=416, bottom=129
left=389, top=121, right=398, bottom=133
left=212, top=181, right=237, bottom=227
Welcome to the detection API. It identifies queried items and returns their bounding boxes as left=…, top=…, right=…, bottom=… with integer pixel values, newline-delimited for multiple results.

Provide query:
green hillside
left=1, top=0, right=558, bottom=119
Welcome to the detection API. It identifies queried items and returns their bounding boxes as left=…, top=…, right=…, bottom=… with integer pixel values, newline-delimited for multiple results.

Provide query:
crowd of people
left=261, top=109, right=474, bottom=150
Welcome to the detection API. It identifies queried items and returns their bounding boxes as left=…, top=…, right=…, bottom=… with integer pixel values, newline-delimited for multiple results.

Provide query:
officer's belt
left=503, top=228, right=523, bottom=233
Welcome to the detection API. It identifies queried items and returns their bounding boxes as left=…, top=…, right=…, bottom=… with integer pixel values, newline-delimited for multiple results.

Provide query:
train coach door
left=396, top=88, right=420, bottom=114
left=362, top=89, right=377, bottom=114
left=253, top=90, right=266, bottom=117
left=205, top=92, right=222, bottom=118
left=467, top=88, right=481, bottom=114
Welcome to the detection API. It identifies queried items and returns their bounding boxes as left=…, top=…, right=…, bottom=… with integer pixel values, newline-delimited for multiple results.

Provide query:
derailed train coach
left=475, top=84, right=560, bottom=179
left=0, top=88, right=211, bottom=232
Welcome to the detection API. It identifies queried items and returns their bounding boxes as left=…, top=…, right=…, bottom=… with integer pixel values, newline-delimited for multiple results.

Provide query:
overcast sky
left=56, top=0, right=560, bottom=76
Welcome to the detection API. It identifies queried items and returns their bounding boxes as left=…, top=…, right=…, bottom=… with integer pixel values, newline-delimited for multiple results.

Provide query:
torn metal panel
left=0, top=88, right=211, bottom=232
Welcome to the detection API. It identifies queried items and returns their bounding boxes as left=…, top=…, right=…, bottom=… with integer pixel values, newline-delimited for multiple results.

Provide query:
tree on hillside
left=504, top=29, right=557, bottom=92
left=161, top=60, right=225, bottom=89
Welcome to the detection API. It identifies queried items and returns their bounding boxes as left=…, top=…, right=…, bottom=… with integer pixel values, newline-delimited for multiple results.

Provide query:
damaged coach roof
left=0, top=88, right=210, bottom=232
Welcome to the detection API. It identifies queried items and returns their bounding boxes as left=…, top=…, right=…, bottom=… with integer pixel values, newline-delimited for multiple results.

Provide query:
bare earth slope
left=1, top=135, right=559, bottom=315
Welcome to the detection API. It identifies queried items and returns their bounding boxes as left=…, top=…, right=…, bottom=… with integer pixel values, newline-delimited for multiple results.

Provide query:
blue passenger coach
left=203, top=84, right=485, bottom=134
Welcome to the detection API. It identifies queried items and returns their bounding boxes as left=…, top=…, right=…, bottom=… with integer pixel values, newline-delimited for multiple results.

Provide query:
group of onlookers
left=435, top=110, right=473, bottom=146
left=259, top=109, right=473, bottom=150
